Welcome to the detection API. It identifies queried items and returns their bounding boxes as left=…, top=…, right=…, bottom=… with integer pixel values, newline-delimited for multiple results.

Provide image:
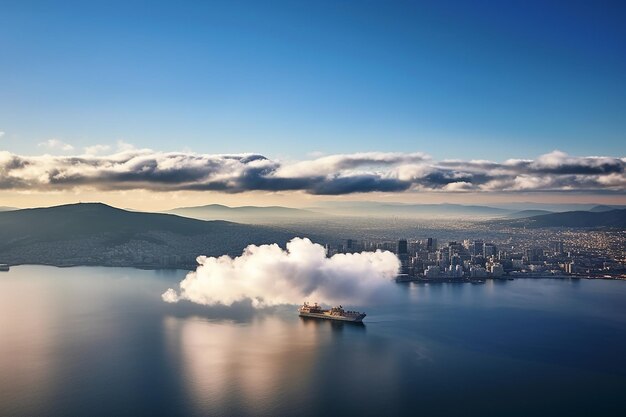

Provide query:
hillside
left=505, top=209, right=553, bottom=219
left=0, top=203, right=301, bottom=268
left=589, top=205, right=626, bottom=212
left=510, top=209, right=626, bottom=228
left=168, top=204, right=322, bottom=222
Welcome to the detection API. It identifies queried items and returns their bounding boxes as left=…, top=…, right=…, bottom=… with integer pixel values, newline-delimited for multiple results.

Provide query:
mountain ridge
left=0, top=203, right=302, bottom=268
left=167, top=203, right=323, bottom=222
left=507, top=209, right=626, bottom=228
left=505, top=209, right=553, bottom=219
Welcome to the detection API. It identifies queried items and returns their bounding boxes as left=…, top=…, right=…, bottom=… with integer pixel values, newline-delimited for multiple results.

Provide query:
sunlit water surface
left=1, top=265, right=626, bottom=416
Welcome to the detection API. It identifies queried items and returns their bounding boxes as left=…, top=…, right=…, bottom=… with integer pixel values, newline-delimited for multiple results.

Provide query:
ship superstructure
left=298, top=302, right=366, bottom=323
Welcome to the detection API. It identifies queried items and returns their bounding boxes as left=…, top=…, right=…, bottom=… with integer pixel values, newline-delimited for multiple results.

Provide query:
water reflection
left=0, top=274, right=57, bottom=416
left=298, top=316, right=367, bottom=333
left=164, top=299, right=259, bottom=323
left=163, top=315, right=325, bottom=416
left=162, top=313, right=394, bottom=416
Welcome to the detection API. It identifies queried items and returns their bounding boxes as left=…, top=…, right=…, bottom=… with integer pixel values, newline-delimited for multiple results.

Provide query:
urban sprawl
left=325, top=230, right=626, bottom=281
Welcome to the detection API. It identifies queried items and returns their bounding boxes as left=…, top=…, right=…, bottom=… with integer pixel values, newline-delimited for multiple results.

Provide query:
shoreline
left=2, top=263, right=624, bottom=281
left=0, top=262, right=195, bottom=272
left=396, top=274, right=625, bottom=283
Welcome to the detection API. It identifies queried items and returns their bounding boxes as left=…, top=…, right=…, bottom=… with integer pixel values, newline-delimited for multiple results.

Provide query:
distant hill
left=488, top=202, right=599, bottom=212
left=0, top=203, right=301, bottom=268
left=589, top=205, right=626, bottom=212
left=168, top=204, right=323, bottom=223
left=508, top=209, right=626, bottom=228
left=310, top=202, right=511, bottom=218
left=505, top=209, right=553, bottom=219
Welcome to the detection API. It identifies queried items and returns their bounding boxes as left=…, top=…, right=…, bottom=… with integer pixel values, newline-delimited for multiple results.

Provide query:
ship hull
left=299, top=312, right=365, bottom=323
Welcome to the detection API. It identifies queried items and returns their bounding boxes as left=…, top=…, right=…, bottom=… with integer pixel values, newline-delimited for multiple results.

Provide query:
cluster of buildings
left=326, top=235, right=626, bottom=280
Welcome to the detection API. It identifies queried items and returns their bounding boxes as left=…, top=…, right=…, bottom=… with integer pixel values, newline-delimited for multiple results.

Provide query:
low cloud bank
left=162, top=238, right=400, bottom=307
left=0, top=149, right=624, bottom=194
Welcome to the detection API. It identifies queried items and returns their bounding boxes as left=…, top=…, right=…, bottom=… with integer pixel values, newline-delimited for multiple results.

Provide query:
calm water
left=1, top=266, right=626, bottom=417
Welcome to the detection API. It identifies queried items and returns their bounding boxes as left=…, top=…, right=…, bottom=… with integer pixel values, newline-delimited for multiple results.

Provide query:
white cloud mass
left=83, top=144, right=111, bottom=155
left=162, top=238, right=400, bottom=307
left=0, top=148, right=624, bottom=194
left=37, top=139, right=74, bottom=151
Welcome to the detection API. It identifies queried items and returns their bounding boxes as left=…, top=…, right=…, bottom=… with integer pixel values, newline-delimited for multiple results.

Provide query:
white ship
left=298, top=302, right=366, bottom=323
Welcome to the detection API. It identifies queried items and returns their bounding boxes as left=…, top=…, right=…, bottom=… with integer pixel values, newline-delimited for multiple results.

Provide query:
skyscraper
left=483, top=243, right=497, bottom=258
left=398, top=239, right=408, bottom=254
left=397, top=239, right=410, bottom=275
left=550, top=241, right=564, bottom=255
left=472, top=240, right=484, bottom=257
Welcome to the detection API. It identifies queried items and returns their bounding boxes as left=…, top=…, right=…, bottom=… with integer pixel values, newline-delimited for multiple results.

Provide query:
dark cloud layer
left=0, top=149, right=624, bottom=194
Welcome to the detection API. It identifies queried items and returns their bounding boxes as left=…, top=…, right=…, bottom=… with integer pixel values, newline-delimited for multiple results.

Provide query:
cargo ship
left=0, top=264, right=9, bottom=272
left=298, top=302, right=366, bottom=323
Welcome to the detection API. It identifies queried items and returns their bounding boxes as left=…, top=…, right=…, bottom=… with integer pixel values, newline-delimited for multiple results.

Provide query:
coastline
left=0, top=262, right=194, bottom=272
left=396, top=274, right=626, bottom=283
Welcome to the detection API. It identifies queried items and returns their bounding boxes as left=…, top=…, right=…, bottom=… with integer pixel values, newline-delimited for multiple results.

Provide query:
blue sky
left=1, top=0, right=625, bottom=161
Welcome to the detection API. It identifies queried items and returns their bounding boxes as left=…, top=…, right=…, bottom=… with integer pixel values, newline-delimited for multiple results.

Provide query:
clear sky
left=0, top=0, right=625, bottom=209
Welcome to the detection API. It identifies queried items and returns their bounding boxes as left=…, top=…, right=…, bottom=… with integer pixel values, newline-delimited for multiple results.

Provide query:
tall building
left=525, top=247, right=544, bottom=263
left=448, top=241, right=463, bottom=258
left=397, top=239, right=410, bottom=275
left=472, top=240, right=484, bottom=257
left=398, top=239, right=408, bottom=255
left=437, top=248, right=450, bottom=267
left=470, top=265, right=488, bottom=278
left=483, top=243, right=497, bottom=258
left=425, top=265, right=440, bottom=278
left=550, top=241, right=564, bottom=255
left=490, top=263, right=504, bottom=277
left=344, top=239, right=362, bottom=253
left=426, top=238, right=437, bottom=252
